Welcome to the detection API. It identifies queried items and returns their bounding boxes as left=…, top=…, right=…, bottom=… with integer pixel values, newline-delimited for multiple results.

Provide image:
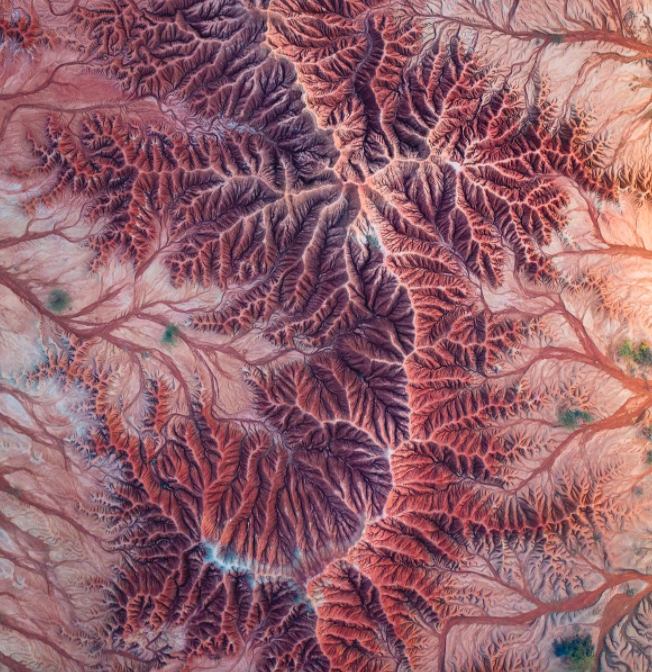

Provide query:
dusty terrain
left=2, top=0, right=652, bottom=670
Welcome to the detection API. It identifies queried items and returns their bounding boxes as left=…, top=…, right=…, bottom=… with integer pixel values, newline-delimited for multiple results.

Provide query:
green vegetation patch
left=549, top=33, right=565, bottom=44
left=553, top=635, right=594, bottom=671
left=618, top=340, right=633, bottom=357
left=162, top=323, right=180, bottom=346
left=47, top=288, right=71, bottom=313
left=365, top=233, right=381, bottom=250
left=559, top=408, right=592, bottom=428
left=619, top=339, right=652, bottom=365
left=633, top=343, right=652, bottom=365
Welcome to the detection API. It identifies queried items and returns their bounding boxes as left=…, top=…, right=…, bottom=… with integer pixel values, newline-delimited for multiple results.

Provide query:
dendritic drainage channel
left=2, top=1, right=652, bottom=671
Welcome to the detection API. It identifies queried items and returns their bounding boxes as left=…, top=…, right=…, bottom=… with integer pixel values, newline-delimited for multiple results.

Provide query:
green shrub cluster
left=619, top=340, right=652, bottom=365
left=47, top=288, right=71, bottom=313
left=162, top=323, right=180, bottom=346
left=559, top=408, right=592, bottom=428
left=365, top=233, right=381, bottom=250
left=553, top=635, right=594, bottom=671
